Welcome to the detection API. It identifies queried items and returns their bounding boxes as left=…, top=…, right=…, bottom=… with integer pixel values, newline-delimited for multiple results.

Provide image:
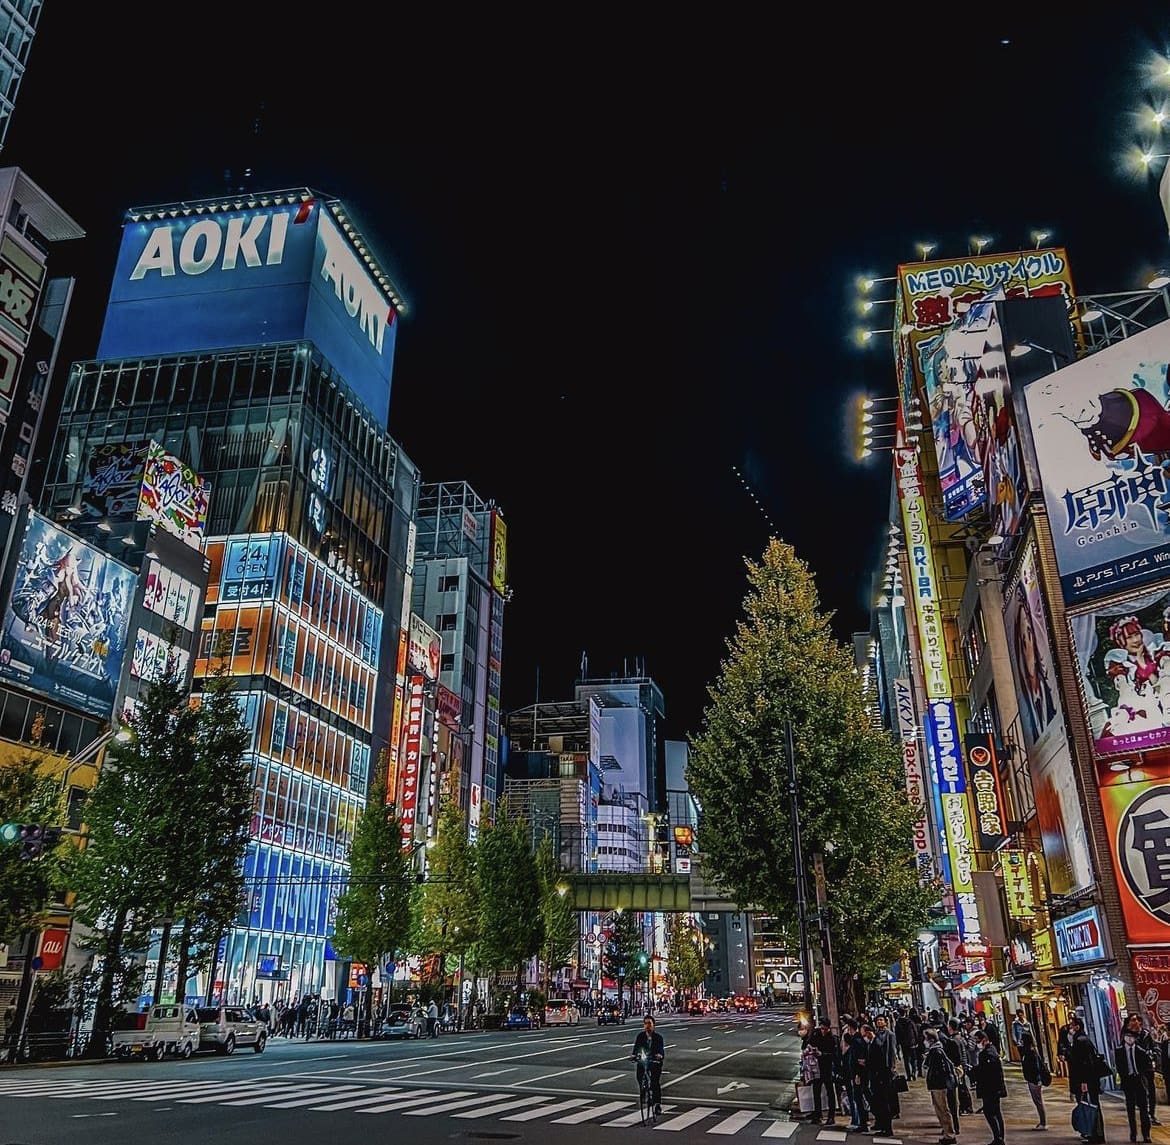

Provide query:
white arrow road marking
left=717, top=1081, right=750, bottom=1094
left=591, top=1074, right=625, bottom=1085
left=473, top=1067, right=520, bottom=1078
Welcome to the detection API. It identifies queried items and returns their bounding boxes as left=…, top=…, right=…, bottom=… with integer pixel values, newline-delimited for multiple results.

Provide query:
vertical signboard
left=964, top=733, right=1007, bottom=852
left=407, top=612, right=441, bottom=680
left=1002, top=850, right=1036, bottom=919
left=490, top=511, right=507, bottom=596
left=399, top=675, right=425, bottom=850
left=893, top=676, right=932, bottom=880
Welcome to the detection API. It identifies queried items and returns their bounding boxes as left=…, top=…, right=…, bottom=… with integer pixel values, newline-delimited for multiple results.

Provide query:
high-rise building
left=0, top=3, right=41, bottom=154
left=38, top=189, right=418, bottom=1004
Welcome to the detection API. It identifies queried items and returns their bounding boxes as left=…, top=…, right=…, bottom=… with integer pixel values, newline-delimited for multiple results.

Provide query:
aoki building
left=38, top=189, right=419, bottom=1004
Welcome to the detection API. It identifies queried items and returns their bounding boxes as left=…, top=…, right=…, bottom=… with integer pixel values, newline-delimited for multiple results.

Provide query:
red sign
left=399, top=675, right=425, bottom=851
left=38, top=927, right=68, bottom=972
left=1133, top=951, right=1170, bottom=1025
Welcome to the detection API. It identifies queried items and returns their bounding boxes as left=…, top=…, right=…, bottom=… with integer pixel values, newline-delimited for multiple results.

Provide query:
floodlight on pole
left=916, top=241, right=937, bottom=260
left=1030, top=229, right=1052, bottom=248
left=969, top=235, right=991, bottom=255
left=857, top=275, right=896, bottom=293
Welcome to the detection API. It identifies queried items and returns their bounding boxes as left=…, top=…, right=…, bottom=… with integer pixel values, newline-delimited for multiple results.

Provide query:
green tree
left=664, top=914, right=705, bottom=997
left=601, top=908, right=645, bottom=1008
left=332, top=759, right=413, bottom=1033
left=477, top=801, right=542, bottom=1000
left=416, top=788, right=479, bottom=997
left=535, top=833, right=577, bottom=996
left=0, top=722, right=70, bottom=944
left=686, top=538, right=935, bottom=1015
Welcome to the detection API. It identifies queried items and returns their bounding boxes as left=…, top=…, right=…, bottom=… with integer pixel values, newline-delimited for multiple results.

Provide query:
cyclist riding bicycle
left=631, top=1013, right=665, bottom=1114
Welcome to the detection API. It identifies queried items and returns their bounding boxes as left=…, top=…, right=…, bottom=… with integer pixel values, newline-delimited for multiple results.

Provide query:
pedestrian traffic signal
left=638, top=952, right=648, bottom=968
left=0, top=820, right=22, bottom=846
left=0, top=823, right=62, bottom=860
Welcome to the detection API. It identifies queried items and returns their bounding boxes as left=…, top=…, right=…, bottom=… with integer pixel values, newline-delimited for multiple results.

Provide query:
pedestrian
left=951, top=1018, right=977, bottom=1115
left=1123, top=1014, right=1160, bottom=1127
left=978, top=1013, right=1003, bottom=1054
left=427, top=998, right=439, bottom=1038
left=843, top=1018, right=869, bottom=1132
left=895, top=1008, right=918, bottom=1080
left=972, top=1029, right=1007, bottom=1145
left=862, top=1021, right=897, bottom=1138
left=1013, top=1012, right=1030, bottom=1060
left=909, top=1008, right=926, bottom=1079
left=808, top=1017, right=839, bottom=1125
left=1020, top=1030, right=1050, bottom=1130
left=1159, top=1026, right=1170, bottom=1106
left=923, top=1027, right=959, bottom=1145
left=1067, top=1017, right=1109, bottom=1143
left=1115, top=1023, right=1154, bottom=1143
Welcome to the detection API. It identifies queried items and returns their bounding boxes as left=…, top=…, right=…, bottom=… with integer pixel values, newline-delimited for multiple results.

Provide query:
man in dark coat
left=808, top=1017, right=839, bottom=1125
left=863, top=1021, right=897, bottom=1137
left=972, top=1029, right=1007, bottom=1145
left=844, top=1019, right=869, bottom=1132
left=895, top=1009, right=918, bottom=1080
left=1068, top=1017, right=1109, bottom=1144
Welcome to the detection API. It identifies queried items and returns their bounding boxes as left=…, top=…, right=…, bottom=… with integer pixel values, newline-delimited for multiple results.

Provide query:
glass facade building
left=40, top=340, right=418, bottom=1003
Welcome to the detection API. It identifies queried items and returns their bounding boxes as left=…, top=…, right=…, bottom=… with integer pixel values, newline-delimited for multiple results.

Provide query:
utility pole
left=786, top=721, right=814, bottom=1018
left=812, top=850, right=839, bottom=1034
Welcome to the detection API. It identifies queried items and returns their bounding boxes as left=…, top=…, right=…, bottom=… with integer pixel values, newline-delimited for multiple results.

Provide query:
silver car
left=194, top=1006, right=268, bottom=1054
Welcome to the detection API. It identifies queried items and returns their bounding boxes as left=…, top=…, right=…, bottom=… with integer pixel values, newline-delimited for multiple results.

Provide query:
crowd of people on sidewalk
left=800, top=1005, right=1170, bottom=1145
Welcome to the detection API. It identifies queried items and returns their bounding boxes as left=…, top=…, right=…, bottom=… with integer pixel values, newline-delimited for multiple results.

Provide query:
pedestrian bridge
left=562, top=856, right=754, bottom=913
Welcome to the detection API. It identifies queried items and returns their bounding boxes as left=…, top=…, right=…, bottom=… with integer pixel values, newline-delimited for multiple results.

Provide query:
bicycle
left=632, top=1051, right=660, bottom=1126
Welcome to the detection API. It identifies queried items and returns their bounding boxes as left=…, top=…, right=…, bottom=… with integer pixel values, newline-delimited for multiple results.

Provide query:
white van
left=111, top=1004, right=201, bottom=1060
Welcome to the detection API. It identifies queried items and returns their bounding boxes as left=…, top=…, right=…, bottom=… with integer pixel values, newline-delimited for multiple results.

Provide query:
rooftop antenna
left=580, top=649, right=588, bottom=680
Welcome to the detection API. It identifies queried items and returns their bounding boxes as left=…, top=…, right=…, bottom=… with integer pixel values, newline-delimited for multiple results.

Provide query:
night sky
left=7, top=8, right=1170, bottom=742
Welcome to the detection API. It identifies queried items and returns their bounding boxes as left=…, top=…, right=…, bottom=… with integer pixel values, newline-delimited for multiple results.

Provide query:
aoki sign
left=98, top=195, right=399, bottom=426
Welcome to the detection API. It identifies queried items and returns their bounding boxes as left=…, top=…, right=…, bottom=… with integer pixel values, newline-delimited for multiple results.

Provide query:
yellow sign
left=1032, top=927, right=1055, bottom=970
left=1002, top=850, right=1035, bottom=919
left=490, top=512, right=507, bottom=596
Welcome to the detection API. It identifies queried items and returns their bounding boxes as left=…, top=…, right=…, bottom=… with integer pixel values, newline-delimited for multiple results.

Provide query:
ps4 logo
left=130, top=211, right=293, bottom=280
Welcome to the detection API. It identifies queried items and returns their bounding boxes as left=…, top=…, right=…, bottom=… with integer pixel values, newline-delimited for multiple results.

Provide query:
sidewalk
left=877, top=1065, right=1170, bottom=1145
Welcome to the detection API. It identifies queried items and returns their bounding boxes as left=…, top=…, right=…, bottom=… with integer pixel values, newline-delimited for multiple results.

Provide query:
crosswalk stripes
left=0, top=1075, right=825, bottom=1138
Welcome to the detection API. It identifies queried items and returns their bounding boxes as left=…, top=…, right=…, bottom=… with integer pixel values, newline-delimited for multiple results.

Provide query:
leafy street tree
left=332, top=759, right=413, bottom=1034
left=0, top=718, right=70, bottom=944
left=477, top=801, right=542, bottom=1002
left=601, top=908, right=646, bottom=1009
left=535, top=833, right=577, bottom=997
left=416, top=787, right=479, bottom=999
left=686, top=539, right=935, bottom=1014
left=664, top=913, right=705, bottom=998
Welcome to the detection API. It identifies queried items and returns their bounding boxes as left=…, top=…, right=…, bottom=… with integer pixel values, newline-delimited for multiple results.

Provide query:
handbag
left=796, top=1083, right=815, bottom=1114
left=1071, top=1095, right=1103, bottom=1141
left=894, top=1074, right=909, bottom=1093
left=1095, top=1052, right=1114, bottom=1080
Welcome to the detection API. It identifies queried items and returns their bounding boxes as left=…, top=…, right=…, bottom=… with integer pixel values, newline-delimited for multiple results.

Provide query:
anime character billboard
left=0, top=512, right=133, bottom=717
left=1070, top=585, right=1170, bottom=757
left=1023, top=321, right=1170, bottom=604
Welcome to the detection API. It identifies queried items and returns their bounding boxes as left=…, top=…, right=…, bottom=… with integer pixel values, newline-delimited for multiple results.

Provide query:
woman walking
left=1020, top=1030, right=1050, bottom=1130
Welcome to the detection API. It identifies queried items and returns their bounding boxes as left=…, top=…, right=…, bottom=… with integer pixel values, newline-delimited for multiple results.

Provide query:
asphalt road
left=0, top=1008, right=808, bottom=1145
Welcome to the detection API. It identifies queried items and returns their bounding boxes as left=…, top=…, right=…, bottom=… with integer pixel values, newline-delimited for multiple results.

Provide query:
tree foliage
left=0, top=721, right=71, bottom=943
left=416, top=787, right=479, bottom=979
left=332, top=767, right=414, bottom=982
left=476, top=802, right=542, bottom=984
left=601, top=909, right=647, bottom=1003
left=664, top=913, right=705, bottom=995
left=686, top=539, right=935, bottom=1006
left=536, top=834, right=577, bottom=986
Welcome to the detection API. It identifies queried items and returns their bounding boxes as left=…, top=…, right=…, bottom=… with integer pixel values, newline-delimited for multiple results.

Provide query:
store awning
left=954, top=972, right=988, bottom=992
left=1048, top=960, right=1116, bottom=986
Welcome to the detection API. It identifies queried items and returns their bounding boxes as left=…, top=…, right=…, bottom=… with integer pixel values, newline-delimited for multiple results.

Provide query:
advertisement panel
left=1004, top=542, right=1061, bottom=748
left=0, top=512, right=133, bottom=717
left=1069, top=584, right=1170, bottom=757
left=468, top=781, right=481, bottom=844
left=893, top=676, right=932, bottom=880
left=925, top=698, right=982, bottom=947
left=1023, top=321, right=1170, bottom=604
left=490, top=511, right=507, bottom=596
left=81, top=440, right=149, bottom=520
left=220, top=534, right=285, bottom=602
left=897, top=246, right=1073, bottom=407
left=896, top=444, right=952, bottom=699
left=407, top=612, right=441, bottom=680
left=137, top=442, right=210, bottom=545
left=1053, top=905, right=1109, bottom=965
left=97, top=198, right=398, bottom=426
left=1099, top=765, right=1170, bottom=944
left=1001, top=850, right=1036, bottom=919
left=1132, top=951, right=1170, bottom=1025
left=964, top=733, right=1007, bottom=852
left=399, top=675, right=425, bottom=850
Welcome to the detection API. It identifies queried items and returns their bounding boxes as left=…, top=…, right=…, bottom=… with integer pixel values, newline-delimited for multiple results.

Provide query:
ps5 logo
left=130, top=211, right=293, bottom=279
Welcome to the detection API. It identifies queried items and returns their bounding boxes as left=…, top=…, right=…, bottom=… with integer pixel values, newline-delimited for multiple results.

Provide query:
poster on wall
left=1003, top=542, right=1060, bottom=749
left=1023, top=321, right=1170, bottom=604
left=1099, top=766, right=1170, bottom=943
left=137, top=442, right=210, bottom=545
left=1069, top=584, right=1170, bottom=757
left=0, top=512, right=133, bottom=717
left=80, top=441, right=148, bottom=520
left=407, top=613, right=441, bottom=680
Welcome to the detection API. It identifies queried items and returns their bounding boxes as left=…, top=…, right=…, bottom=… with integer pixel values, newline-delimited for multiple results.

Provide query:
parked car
left=544, top=998, right=580, bottom=1027
left=686, top=998, right=708, bottom=1016
left=504, top=1007, right=540, bottom=1029
left=194, top=1006, right=268, bottom=1054
left=111, top=1004, right=201, bottom=1060
left=379, top=1006, right=424, bottom=1039
left=596, top=1002, right=625, bottom=1026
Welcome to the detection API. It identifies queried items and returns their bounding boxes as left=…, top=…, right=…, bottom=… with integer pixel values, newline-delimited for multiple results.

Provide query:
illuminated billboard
left=490, top=511, right=507, bottom=596
left=407, top=612, right=441, bottom=680
left=137, top=442, right=209, bottom=544
left=0, top=512, right=134, bottom=717
left=81, top=441, right=149, bottom=520
left=97, top=196, right=400, bottom=426
left=1023, top=321, right=1170, bottom=604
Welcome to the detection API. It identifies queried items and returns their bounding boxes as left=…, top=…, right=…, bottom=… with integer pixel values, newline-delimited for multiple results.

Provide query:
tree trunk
left=173, top=918, right=194, bottom=1009
left=152, top=918, right=173, bottom=1004
left=87, top=907, right=128, bottom=1058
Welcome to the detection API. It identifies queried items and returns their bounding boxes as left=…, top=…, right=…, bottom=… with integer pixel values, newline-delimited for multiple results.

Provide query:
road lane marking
left=816, top=1132, right=847, bottom=1141
left=451, top=1095, right=552, bottom=1118
left=503, top=1098, right=591, bottom=1120
left=762, top=1121, right=799, bottom=1137
left=266, top=1084, right=370, bottom=1108
left=697, top=1036, right=711, bottom=1041
left=405, top=1092, right=523, bottom=1116
left=605, top=1104, right=677, bottom=1126
left=176, top=1084, right=294, bottom=1104
left=709, top=1110, right=759, bottom=1134
left=592, top=1074, right=624, bottom=1084
left=136, top=1082, right=253, bottom=1101
left=552, top=1100, right=631, bottom=1122
left=661, top=1047, right=747, bottom=1088
left=220, top=1083, right=339, bottom=1106
left=357, top=1089, right=471, bottom=1114
left=654, top=1106, right=718, bottom=1131
left=359, top=1039, right=608, bottom=1077
left=474, top=1067, right=521, bottom=1078
left=310, top=1088, right=438, bottom=1111
left=521, top=1053, right=633, bottom=1084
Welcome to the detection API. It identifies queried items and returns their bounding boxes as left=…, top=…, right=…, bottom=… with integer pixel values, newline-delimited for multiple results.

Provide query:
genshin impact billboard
left=1024, top=321, right=1170, bottom=605
left=0, top=512, right=133, bottom=717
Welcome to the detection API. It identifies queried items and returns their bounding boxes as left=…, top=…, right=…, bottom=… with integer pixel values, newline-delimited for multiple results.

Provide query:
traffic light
left=0, top=823, right=61, bottom=860
left=0, top=820, right=22, bottom=847
left=638, top=951, right=648, bottom=969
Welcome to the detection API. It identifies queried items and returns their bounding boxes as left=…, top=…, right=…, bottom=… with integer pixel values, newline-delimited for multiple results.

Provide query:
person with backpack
left=923, top=1027, right=959, bottom=1145
left=1020, top=1030, right=1051, bottom=1130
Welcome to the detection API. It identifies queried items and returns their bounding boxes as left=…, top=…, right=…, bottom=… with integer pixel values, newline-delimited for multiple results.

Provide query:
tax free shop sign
left=97, top=196, right=399, bottom=427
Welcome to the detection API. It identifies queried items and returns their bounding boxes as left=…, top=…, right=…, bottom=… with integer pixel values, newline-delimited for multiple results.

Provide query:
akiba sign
left=97, top=197, right=398, bottom=426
